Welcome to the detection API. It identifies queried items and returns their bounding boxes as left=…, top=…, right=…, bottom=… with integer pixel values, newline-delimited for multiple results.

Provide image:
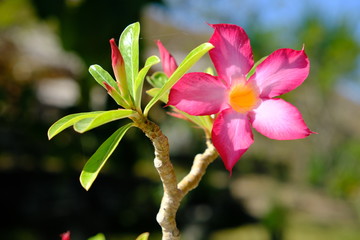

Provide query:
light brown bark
left=133, top=114, right=218, bottom=240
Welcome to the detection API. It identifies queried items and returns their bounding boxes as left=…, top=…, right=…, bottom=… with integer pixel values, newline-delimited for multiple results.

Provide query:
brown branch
left=178, top=140, right=218, bottom=196
left=132, top=113, right=218, bottom=240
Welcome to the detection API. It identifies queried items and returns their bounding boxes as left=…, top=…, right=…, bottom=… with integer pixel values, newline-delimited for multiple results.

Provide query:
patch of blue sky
left=151, top=0, right=360, bottom=41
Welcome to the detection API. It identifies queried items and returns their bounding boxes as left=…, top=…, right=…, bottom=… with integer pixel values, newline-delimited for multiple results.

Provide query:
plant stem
left=178, top=140, right=218, bottom=196
left=132, top=114, right=218, bottom=240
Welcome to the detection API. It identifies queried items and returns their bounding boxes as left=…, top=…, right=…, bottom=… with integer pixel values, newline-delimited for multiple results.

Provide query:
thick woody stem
left=132, top=114, right=181, bottom=239
left=178, top=140, right=218, bottom=196
left=132, top=114, right=218, bottom=240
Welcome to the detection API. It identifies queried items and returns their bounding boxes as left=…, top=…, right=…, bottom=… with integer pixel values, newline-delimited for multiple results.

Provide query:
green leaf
left=179, top=111, right=213, bottom=133
left=88, top=233, right=106, bottom=240
left=134, top=55, right=160, bottom=109
left=89, top=64, right=119, bottom=91
left=146, top=87, right=168, bottom=103
left=144, top=42, right=214, bottom=116
left=48, top=111, right=105, bottom=140
left=204, top=67, right=215, bottom=75
left=246, top=55, right=268, bottom=79
left=73, top=109, right=136, bottom=133
left=135, top=232, right=149, bottom=240
left=89, top=65, right=129, bottom=107
left=80, top=123, right=133, bottom=190
left=147, top=72, right=168, bottom=88
left=119, top=22, right=140, bottom=99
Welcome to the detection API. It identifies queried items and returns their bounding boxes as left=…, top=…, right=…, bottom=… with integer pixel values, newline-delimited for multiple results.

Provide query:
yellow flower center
left=228, top=80, right=259, bottom=113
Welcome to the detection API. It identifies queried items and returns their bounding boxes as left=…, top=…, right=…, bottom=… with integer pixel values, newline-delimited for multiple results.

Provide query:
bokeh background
left=1, top=0, right=359, bottom=239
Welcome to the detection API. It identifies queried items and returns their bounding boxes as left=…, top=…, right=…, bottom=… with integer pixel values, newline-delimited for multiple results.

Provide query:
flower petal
left=209, top=24, right=254, bottom=85
left=168, top=72, right=228, bottom=115
left=157, top=40, right=178, bottom=77
left=212, top=109, right=254, bottom=173
left=249, top=98, right=315, bottom=140
left=250, top=48, right=310, bottom=98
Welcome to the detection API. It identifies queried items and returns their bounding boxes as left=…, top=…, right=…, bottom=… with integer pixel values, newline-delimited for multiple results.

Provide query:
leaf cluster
left=48, top=22, right=213, bottom=190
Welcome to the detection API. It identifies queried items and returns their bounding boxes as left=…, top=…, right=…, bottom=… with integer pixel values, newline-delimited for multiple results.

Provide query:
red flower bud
left=60, top=231, right=70, bottom=240
left=109, top=38, right=128, bottom=96
left=157, top=40, right=178, bottom=78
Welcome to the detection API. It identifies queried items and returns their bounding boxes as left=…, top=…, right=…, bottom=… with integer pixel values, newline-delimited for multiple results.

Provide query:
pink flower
left=60, top=231, right=70, bottom=240
left=168, top=24, right=315, bottom=173
left=157, top=40, right=178, bottom=77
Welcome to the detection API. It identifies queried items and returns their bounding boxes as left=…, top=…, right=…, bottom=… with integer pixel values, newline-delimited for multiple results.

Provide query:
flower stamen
left=229, top=80, right=259, bottom=113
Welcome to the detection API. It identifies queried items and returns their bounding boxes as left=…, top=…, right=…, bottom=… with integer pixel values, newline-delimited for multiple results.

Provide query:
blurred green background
left=1, top=0, right=359, bottom=240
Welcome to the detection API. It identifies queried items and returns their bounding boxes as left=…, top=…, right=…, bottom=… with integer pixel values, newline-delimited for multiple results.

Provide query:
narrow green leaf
left=74, top=118, right=94, bottom=132
left=147, top=72, right=168, bottom=88
left=89, top=64, right=119, bottom=91
left=88, top=233, right=106, bottom=240
left=80, top=123, right=133, bottom=190
left=73, top=109, right=136, bottom=133
left=134, top=55, right=160, bottom=109
left=107, top=87, right=131, bottom=107
left=180, top=111, right=213, bottom=133
left=119, top=22, right=140, bottom=99
left=146, top=87, right=168, bottom=103
left=246, top=55, right=268, bottom=79
left=135, top=232, right=149, bottom=240
left=144, top=42, right=214, bottom=116
left=48, top=111, right=105, bottom=140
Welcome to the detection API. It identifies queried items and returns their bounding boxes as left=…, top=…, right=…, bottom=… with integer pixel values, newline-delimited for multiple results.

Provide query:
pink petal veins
left=249, top=98, right=315, bottom=140
left=212, top=109, right=254, bottom=173
left=157, top=40, right=178, bottom=77
left=250, top=48, right=310, bottom=98
left=168, top=72, right=229, bottom=115
left=209, top=23, right=254, bottom=85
